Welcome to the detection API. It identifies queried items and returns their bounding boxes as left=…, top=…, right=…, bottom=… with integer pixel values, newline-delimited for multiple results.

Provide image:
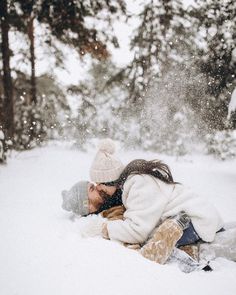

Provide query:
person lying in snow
left=61, top=183, right=236, bottom=272
left=93, top=205, right=236, bottom=272
left=61, top=139, right=236, bottom=271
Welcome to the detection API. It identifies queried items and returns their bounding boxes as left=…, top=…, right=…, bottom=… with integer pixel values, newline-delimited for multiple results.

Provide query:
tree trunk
left=27, top=15, right=38, bottom=143
left=28, top=16, right=37, bottom=104
left=0, top=0, right=14, bottom=139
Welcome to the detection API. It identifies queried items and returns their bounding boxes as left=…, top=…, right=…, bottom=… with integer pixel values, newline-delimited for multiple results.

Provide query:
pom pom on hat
left=90, top=138, right=124, bottom=183
left=98, top=138, right=116, bottom=154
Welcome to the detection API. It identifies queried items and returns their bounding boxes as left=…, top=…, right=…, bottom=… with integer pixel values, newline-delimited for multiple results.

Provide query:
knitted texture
left=90, top=138, right=124, bottom=183
left=61, top=181, right=89, bottom=216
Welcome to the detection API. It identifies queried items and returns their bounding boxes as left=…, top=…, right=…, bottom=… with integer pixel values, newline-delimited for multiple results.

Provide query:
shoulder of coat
left=124, top=174, right=156, bottom=189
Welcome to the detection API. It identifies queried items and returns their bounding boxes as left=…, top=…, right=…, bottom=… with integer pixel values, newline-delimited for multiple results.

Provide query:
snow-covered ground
left=0, top=143, right=236, bottom=295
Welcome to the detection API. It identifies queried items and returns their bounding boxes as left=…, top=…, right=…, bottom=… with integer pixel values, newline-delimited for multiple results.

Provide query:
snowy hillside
left=0, top=143, right=236, bottom=295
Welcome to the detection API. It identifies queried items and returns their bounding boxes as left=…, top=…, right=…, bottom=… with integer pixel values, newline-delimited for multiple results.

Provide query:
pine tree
left=0, top=0, right=14, bottom=140
left=37, top=0, right=126, bottom=59
left=107, top=0, right=191, bottom=102
left=189, top=0, right=236, bottom=129
left=1, top=0, right=126, bottom=152
left=67, top=59, right=125, bottom=147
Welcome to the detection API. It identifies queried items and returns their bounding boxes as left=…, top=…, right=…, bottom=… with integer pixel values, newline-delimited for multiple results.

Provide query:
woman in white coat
left=89, top=139, right=223, bottom=251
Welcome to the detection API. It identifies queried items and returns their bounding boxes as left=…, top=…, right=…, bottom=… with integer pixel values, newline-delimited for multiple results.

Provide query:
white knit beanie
left=89, top=138, right=124, bottom=183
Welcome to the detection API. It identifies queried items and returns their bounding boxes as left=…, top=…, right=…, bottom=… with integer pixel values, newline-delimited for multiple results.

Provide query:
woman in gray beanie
left=62, top=138, right=124, bottom=216
left=61, top=181, right=124, bottom=217
left=62, top=181, right=98, bottom=216
left=62, top=138, right=125, bottom=216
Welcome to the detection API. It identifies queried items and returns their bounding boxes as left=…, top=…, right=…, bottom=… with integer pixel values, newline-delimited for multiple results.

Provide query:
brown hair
left=113, top=159, right=176, bottom=187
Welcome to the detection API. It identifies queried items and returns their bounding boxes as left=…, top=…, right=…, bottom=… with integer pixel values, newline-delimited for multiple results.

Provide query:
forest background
left=1, top=0, right=236, bottom=162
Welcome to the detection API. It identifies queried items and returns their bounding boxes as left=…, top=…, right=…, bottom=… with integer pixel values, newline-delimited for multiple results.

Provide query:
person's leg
left=176, top=222, right=201, bottom=247
left=174, top=221, right=201, bottom=261
left=140, top=219, right=184, bottom=264
left=102, top=206, right=200, bottom=263
left=179, top=244, right=200, bottom=261
left=199, top=227, right=236, bottom=262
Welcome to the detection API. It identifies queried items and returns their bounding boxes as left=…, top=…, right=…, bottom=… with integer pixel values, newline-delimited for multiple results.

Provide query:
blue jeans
left=176, top=222, right=200, bottom=247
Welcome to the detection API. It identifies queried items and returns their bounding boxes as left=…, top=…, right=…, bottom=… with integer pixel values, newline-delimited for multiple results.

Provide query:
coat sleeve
left=106, top=175, right=168, bottom=244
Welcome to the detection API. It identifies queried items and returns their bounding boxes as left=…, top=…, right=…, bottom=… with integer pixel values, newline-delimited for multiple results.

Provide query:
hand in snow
left=77, top=215, right=106, bottom=238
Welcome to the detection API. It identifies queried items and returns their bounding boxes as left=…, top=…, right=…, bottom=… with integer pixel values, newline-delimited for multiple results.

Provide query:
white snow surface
left=0, top=143, right=236, bottom=295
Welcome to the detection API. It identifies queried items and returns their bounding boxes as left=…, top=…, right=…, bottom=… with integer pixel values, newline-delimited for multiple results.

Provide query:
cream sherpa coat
left=107, top=174, right=223, bottom=244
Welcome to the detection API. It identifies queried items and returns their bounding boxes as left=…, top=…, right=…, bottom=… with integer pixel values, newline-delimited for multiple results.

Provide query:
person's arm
left=106, top=175, right=168, bottom=244
left=100, top=205, right=125, bottom=220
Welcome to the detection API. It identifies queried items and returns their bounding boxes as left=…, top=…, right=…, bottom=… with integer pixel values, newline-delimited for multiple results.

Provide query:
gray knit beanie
left=89, top=138, right=124, bottom=183
left=61, top=181, right=89, bottom=216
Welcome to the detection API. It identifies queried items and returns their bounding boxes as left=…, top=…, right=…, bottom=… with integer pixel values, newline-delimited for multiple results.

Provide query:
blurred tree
left=37, top=0, right=126, bottom=59
left=189, top=0, right=236, bottom=129
left=0, top=0, right=126, bottom=153
left=99, top=0, right=236, bottom=150
left=67, top=59, right=121, bottom=146
left=106, top=0, right=191, bottom=103
left=94, top=0, right=200, bottom=151
left=0, top=0, right=14, bottom=140
left=13, top=71, right=70, bottom=149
